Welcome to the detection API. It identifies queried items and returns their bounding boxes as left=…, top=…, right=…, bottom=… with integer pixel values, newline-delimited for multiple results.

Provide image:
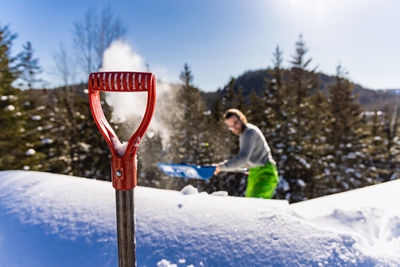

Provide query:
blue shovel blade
left=158, top=163, right=216, bottom=180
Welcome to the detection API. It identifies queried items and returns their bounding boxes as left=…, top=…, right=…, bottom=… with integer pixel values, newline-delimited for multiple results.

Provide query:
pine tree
left=221, top=77, right=236, bottom=109
left=306, top=90, right=332, bottom=197
left=17, top=41, right=42, bottom=89
left=0, top=24, right=25, bottom=170
left=283, top=35, right=320, bottom=202
left=288, top=34, right=319, bottom=140
left=0, top=25, right=17, bottom=87
left=166, top=63, right=212, bottom=190
left=268, top=45, right=286, bottom=124
left=384, top=106, right=400, bottom=173
left=327, top=64, right=370, bottom=192
left=365, top=106, right=400, bottom=182
left=363, top=110, right=390, bottom=182
left=13, top=42, right=47, bottom=171
left=247, top=90, right=267, bottom=127
left=18, top=94, right=49, bottom=171
left=266, top=46, right=291, bottom=199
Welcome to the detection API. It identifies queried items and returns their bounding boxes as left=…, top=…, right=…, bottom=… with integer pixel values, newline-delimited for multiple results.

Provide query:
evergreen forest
left=1, top=22, right=400, bottom=203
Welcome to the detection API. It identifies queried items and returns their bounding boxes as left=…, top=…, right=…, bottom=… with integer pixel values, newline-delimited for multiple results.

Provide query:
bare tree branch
left=54, top=43, right=75, bottom=87
left=73, top=7, right=127, bottom=76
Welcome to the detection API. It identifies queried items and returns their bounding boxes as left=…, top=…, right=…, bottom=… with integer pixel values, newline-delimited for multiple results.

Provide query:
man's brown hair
left=223, top=109, right=248, bottom=124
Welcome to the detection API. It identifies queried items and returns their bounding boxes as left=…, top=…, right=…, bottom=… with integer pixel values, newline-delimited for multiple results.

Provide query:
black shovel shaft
left=116, top=189, right=136, bottom=267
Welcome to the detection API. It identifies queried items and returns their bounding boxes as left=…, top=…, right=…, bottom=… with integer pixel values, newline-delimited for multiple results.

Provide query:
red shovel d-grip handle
left=89, top=71, right=156, bottom=190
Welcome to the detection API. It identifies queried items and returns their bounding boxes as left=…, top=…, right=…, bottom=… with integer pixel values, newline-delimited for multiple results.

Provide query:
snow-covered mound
left=0, top=171, right=399, bottom=266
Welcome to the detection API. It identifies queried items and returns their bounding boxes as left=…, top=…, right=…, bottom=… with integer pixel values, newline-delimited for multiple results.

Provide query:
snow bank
left=291, top=180, right=400, bottom=263
left=0, top=171, right=116, bottom=267
left=0, top=171, right=399, bottom=266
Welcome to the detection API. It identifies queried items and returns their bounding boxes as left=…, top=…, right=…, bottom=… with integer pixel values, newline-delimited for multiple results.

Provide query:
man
left=214, top=109, right=279, bottom=199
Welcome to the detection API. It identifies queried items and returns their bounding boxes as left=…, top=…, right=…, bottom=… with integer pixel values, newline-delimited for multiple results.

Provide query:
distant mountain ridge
left=201, top=69, right=400, bottom=112
left=378, top=89, right=400, bottom=94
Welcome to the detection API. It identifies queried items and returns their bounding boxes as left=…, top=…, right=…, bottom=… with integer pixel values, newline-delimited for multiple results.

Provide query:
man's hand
left=214, top=165, right=220, bottom=175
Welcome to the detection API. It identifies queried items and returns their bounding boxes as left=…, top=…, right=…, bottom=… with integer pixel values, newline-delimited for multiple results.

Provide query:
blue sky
left=2, top=0, right=400, bottom=91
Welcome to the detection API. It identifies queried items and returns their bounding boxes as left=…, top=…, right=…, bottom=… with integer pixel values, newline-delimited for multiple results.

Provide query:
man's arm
left=218, top=129, right=256, bottom=172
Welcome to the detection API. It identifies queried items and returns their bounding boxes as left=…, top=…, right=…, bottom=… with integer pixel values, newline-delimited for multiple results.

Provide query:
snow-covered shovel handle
left=88, top=71, right=156, bottom=190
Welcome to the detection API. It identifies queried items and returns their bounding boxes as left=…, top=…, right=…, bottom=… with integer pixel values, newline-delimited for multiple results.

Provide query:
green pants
left=246, top=162, right=279, bottom=199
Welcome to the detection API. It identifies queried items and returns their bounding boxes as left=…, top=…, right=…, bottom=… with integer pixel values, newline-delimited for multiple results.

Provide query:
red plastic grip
left=88, top=71, right=156, bottom=190
left=89, top=72, right=152, bottom=92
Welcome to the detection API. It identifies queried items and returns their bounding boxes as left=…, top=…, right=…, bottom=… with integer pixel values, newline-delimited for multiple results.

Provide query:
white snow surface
left=25, top=148, right=36, bottom=156
left=5, top=105, right=15, bottom=111
left=0, top=171, right=399, bottom=266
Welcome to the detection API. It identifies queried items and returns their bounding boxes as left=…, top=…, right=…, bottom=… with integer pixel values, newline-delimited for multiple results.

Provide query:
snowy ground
left=0, top=171, right=399, bottom=266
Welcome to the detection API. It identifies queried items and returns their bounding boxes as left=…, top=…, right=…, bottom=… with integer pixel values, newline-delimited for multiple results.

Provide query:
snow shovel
left=158, top=163, right=249, bottom=179
left=89, top=71, right=156, bottom=267
left=158, top=163, right=216, bottom=179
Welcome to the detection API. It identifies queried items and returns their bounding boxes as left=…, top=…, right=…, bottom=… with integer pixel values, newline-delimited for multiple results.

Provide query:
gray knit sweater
left=219, top=123, right=275, bottom=172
